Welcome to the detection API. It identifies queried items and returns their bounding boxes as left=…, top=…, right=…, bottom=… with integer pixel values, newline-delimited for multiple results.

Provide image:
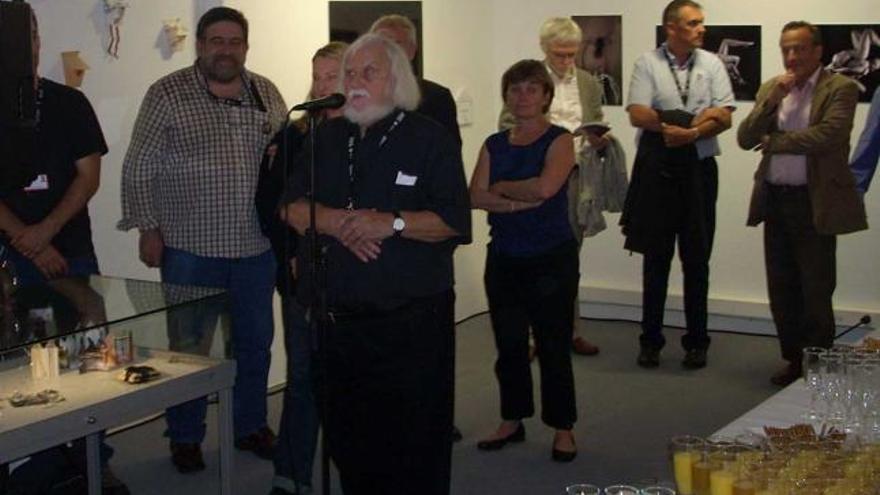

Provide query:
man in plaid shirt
left=118, top=7, right=287, bottom=473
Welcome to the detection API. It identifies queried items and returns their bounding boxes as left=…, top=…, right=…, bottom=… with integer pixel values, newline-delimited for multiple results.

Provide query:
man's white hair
left=539, top=17, right=583, bottom=51
left=341, top=33, right=421, bottom=111
left=369, top=14, right=417, bottom=47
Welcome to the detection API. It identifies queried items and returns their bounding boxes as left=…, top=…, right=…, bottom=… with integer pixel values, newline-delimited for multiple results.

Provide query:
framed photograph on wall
left=655, top=25, right=761, bottom=101
left=329, top=1, right=423, bottom=77
left=572, top=15, right=623, bottom=106
left=815, top=24, right=880, bottom=102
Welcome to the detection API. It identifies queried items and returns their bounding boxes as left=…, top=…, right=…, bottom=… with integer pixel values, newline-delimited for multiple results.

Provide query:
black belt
left=326, top=290, right=450, bottom=323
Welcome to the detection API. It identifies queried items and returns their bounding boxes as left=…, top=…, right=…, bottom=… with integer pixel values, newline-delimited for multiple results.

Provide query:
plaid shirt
left=118, top=64, right=287, bottom=258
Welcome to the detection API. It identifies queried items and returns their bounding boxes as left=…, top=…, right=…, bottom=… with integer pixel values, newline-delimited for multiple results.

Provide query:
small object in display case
left=29, top=341, right=60, bottom=380
left=8, top=389, right=64, bottom=408
left=117, top=365, right=161, bottom=384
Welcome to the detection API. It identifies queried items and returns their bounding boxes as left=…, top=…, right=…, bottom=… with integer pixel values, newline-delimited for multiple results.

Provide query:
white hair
left=340, top=33, right=421, bottom=112
left=370, top=14, right=417, bottom=47
left=539, top=17, right=582, bottom=51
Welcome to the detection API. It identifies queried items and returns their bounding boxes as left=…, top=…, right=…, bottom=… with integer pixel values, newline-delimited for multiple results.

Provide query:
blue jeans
left=273, top=296, right=319, bottom=491
left=160, top=247, right=276, bottom=443
left=0, top=242, right=99, bottom=287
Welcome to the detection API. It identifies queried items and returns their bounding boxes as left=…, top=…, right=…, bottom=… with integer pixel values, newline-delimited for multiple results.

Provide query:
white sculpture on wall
left=163, top=18, right=189, bottom=54
left=103, top=0, right=128, bottom=58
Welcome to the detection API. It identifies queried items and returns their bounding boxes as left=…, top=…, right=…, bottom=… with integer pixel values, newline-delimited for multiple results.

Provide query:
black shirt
left=2, top=79, right=108, bottom=258
left=287, top=110, right=471, bottom=311
left=417, top=79, right=461, bottom=146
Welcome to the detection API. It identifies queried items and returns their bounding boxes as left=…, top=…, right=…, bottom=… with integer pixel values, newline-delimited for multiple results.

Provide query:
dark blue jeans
left=0, top=242, right=99, bottom=286
left=160, top=247, right=276, bottom=443
left=273, top=296, right=319, bottom=491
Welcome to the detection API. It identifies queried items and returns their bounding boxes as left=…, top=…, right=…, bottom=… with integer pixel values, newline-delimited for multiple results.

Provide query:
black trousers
left=764, top=184, right=837, bottom=363
left=484, top=240, right=579, bottom=430
left=640, top=159, right=717, bottom=351
left=318, top=290, right=455, bottom=495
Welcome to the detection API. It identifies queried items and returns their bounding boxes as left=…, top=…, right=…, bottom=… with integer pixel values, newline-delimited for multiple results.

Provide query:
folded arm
left=488, top=132, right=576, bottom=202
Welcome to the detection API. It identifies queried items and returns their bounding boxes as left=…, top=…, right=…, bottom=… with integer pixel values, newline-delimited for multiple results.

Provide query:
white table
left=0, top=349, right=236, bottom=495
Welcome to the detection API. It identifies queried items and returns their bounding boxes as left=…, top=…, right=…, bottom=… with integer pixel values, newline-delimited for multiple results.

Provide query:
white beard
left=344, top=102, right=395, bottom=127
left=344, top=88, right=394, bottom=127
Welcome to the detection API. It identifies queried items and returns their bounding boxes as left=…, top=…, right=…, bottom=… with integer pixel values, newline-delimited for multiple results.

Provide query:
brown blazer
left=737, top=70, right=867, bottom=235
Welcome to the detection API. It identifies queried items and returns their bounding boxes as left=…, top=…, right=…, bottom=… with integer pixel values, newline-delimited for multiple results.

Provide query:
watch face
left=393, top=217, right=405, bottom=231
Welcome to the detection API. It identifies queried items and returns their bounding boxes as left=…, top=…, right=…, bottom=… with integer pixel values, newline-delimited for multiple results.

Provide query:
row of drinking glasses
left=670, top=435, right=880, bottom=495
left=802, top=345, right=880, bottom=442
left=566, top=486, right=676, bottom=495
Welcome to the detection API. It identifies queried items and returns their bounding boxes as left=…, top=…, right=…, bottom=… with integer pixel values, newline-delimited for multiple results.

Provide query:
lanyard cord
left=345, top=111, right=405, bottom=210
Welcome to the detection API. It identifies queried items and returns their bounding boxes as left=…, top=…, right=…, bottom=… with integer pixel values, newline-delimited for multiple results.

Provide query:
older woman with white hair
left=283, top=33, right=471, bottom=495
left=500, top=17, right=608, bottom=358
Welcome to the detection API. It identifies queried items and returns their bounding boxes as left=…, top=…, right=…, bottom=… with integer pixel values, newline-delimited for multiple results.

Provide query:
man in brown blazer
left=737, top=21, right=867, bottom=386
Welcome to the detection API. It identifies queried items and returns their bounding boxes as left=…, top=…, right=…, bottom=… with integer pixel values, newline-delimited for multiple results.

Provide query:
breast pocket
left=391, top=170, right=423, bottom=210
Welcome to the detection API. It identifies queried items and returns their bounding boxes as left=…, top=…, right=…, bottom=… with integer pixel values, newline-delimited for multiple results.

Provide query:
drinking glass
left=820, top=352, right=846, bottom=427
left=565, top=484, right=601, bottom=495
left=641, top=488, right=675, bottom=495
left=670, top=435, right=705, bottom=495
left=803, top=347, right=827, bottom=421
left=604, top=485, right=640, bottom=495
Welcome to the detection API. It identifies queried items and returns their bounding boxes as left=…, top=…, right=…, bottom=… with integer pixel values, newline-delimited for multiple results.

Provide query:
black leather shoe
left=477, top=423, right=525, bottom=451
left=682, top=349, right=708, bottom=370
left=552, top=446, right=578, bottom=462
left=235, top=426, right=276, bottom=460
left=637, top=346, right=660, bottom=368
left=170, top=442, right=206, bottom=474
left=770, top=362, right=802, bottom=386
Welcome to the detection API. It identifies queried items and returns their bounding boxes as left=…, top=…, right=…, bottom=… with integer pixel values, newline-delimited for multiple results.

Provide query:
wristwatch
left=391, top=211, right=406, bottom=237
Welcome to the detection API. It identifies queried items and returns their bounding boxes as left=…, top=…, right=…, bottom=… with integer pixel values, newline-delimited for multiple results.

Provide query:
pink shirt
left=767, top=67, right=821, bottom=185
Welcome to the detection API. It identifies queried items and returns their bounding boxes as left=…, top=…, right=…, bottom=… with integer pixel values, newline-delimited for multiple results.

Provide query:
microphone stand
left=305, top=112, right=333, bottom=495
left=279, top=104, right=331, bottom=495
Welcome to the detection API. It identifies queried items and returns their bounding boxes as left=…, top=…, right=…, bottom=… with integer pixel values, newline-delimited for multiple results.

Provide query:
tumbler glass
left=670, top=435, right=705, bottom=495
left=605, top=485, right=641, bottom=495
left=566, top=484, right=601, bottom=495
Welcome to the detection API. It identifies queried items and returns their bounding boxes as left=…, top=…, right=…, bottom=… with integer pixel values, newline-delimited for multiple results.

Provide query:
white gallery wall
left=26, top=0, right=879, bottom=383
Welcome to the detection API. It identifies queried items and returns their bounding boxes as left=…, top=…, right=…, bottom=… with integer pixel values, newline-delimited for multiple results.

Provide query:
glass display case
left=0, top=274, right=236, bottom=495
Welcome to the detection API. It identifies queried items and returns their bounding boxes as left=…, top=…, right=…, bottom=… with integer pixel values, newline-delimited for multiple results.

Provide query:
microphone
left=291, top=93, right=346, bottom=111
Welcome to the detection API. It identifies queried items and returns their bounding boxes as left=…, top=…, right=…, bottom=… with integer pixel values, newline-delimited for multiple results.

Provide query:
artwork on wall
left=572, top=15, right=623, bottom=106
left=102, top=0, right=128, bottom=58
left=655, top=25, right=761, bottom=101
left=162, top=18, right=189, bottom=54
left=329, top=1, right=423, bottom=77
left=61, top=51, right=90, bottom=88
left=815, top=24, right=880, bottom=102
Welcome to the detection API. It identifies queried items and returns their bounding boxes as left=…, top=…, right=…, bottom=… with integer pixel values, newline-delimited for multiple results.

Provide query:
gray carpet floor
left=105, top=315, right=785, bottom=494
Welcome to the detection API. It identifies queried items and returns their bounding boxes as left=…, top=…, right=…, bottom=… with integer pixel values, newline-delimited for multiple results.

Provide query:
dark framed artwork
left=655, top=25, right=761, bottom=101
left=328, top=1, right=423, bottom=77
left=815, top=25, right=880, bottom=102
left=572, top=15, right=623, bottom=106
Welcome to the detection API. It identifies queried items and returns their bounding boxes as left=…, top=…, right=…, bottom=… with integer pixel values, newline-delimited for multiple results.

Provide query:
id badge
left=23, top=174, right=50, bottom=192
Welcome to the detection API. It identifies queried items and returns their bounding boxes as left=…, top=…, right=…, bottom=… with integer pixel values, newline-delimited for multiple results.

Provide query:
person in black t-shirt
left=0, top=13, right=107, bottom=287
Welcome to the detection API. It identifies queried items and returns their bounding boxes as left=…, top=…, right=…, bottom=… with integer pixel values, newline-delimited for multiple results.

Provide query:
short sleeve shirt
left=627, top=44, right=735, bottom=159
left=2, top=79, right=108, bottom=258
left=285, top=111, right=472, bottom=310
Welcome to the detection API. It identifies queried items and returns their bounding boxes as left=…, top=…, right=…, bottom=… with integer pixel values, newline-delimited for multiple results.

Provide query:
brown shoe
left=770, top=362, right=802, bottom=387
left=170, top=442, right=205, bottom=474
left=572, top=336, right=599, bottom=356
left=235, top=426, right=276, bottom=460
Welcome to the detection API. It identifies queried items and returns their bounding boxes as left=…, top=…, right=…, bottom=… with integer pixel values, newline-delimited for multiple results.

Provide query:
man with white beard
left=282, top=34, right=471, bottom=495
